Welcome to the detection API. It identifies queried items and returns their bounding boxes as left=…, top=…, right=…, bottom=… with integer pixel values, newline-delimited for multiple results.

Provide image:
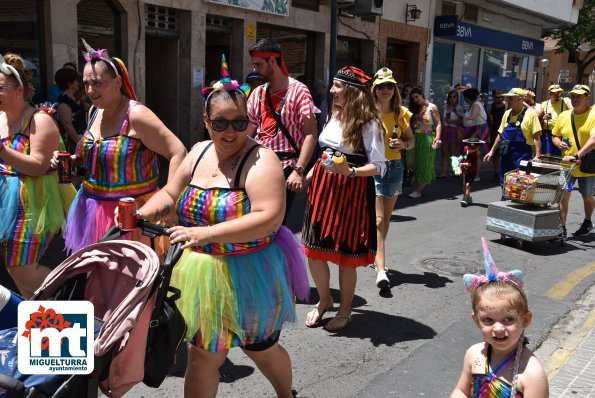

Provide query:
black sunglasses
left=376, top=83, right=395, bottom=90
left=208, top=118, right=250, bottom=132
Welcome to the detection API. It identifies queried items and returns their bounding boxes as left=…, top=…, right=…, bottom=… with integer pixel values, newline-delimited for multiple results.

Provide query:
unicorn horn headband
left=202, top=54, right=251, bottom=100
left=81, top=38, right=120, bottom=77
left=81, top=38, right=137, bottom=100
left=0, top=53, right=24, bottom=88
left=463, top=238, right=525, bottom=293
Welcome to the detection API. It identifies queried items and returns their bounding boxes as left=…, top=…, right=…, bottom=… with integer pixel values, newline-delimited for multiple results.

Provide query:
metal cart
left=486, top=157, right=576, bottom=248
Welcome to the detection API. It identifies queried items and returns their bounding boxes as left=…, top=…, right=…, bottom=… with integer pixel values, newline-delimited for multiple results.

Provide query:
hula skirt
left=0, top=174, right=74, bottom=267
left=63, top=189, right=166, bottom=255
left=171, top=226, right=308, bottom=352
left=301, top=161, right=376, bottom=268
left=411, top=133, right=436, bottom=184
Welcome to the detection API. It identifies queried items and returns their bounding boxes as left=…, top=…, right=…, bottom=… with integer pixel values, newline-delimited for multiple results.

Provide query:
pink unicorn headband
left=202, top=54, right=251, bottom=100
left=81, top=38, right=137, bottom=100
left=463, top=238, right=525, bottom=293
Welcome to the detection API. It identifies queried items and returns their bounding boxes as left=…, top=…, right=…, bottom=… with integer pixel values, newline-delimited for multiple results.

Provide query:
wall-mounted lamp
left=406, top=4, right=422, bottom=24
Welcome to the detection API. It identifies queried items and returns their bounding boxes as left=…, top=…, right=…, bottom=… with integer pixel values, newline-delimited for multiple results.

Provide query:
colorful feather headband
left=81, top=38, right=137, bottom=100
left=463, top=238, right=525, bottom=293
left=202, top=54, right=251, bottom=100
left=0, top=53, right=24, bottom=87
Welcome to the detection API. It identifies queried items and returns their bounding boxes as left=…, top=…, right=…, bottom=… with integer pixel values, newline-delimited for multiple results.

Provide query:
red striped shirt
left=247, top=78, right=319, bottom=168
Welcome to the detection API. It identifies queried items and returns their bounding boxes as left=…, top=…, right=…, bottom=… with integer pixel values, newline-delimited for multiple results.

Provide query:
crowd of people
left=1, top=37, right=594, bottom=397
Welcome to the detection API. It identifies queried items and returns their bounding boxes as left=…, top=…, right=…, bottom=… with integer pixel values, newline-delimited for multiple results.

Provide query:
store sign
left=208, top=0, right=289, bottom=17
left=434, top=16, right=544, bottom=56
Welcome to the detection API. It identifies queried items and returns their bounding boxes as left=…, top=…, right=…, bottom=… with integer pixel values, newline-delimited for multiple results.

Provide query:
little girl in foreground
left=450, top=238, right=549, bottom=397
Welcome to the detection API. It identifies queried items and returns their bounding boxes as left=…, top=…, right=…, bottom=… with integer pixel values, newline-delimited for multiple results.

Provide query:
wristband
left=349, top=167, right=357, bottom=178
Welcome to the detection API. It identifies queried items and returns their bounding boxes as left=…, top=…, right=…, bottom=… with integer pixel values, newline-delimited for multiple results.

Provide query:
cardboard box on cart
left=486, top=200, right=561, bottom=242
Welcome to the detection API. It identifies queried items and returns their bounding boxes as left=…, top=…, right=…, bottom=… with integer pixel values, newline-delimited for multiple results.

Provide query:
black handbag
left=401, top=149, right=414, bottom=187
left=570, top=112, right=595, bottom=174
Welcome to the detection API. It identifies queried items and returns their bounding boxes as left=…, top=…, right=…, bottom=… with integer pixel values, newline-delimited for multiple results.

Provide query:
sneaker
left=574, top=220, right=593, bottom=236
left=474, top=176, right=480, bottom=182
left=408, top=191, right=421, bottom=199
left=460, top=199, right=468, bottom=207
left=376, top=270, right=390, bottom=290
left=558, top=226, right=567, bottom=240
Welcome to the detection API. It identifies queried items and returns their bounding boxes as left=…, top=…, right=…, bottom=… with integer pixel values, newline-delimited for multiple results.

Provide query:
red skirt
left=301, top=161, right=376, bottom=268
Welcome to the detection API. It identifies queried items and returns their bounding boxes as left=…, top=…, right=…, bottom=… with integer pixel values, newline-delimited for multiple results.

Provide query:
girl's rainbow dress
left=63, top=102, right=160, bottom=253
left=171, top=143, right=309, bottom=352
left=0, top=113, right=71, bottom=267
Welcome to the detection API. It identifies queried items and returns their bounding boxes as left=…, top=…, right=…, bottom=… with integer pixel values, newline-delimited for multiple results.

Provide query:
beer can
left=57, top=152, right=72, bottom=184
left=118, top=197, right=137, bottom=231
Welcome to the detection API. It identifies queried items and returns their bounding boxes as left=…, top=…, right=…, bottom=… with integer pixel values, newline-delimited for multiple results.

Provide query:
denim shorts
left=568, top=175, right=595, bottom=196
left=374, top=160, right=403, bottom=197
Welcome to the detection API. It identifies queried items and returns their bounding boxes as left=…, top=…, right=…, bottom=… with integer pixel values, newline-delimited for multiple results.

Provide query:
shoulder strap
left=233, top=144, right=261, bottom=188
left=118, top=101, right=140, bottom=136
left=19, top=110, right=38, bottom=136
left=570, top=111, right=582, bottom=150
left=190, top=141, right=214, bottom=179
left=265, top=84, right=300, bottom=155
left=87, top=107, right=99, bottom=130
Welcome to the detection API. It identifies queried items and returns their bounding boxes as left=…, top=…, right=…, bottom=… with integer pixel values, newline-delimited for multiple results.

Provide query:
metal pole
left=541, top=68, right=545, bottom=101
left=329, top=0, right=337, bottom=90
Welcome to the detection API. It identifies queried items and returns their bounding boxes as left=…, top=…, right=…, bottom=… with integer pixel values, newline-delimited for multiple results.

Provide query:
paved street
left=128, top=166, right=595, bottom=398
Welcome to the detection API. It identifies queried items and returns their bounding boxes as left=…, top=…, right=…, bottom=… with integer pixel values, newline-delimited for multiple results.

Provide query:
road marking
left=547, top=262, right=595, bottom=300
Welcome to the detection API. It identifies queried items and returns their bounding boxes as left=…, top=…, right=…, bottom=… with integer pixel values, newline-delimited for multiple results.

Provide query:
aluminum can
left=57, top=152, right=71, bottom=184
left=118, top=197, right=137, bottom=231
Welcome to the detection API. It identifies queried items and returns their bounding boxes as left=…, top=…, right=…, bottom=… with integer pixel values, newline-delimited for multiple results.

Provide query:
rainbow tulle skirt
left=172, top=226, right=309, bottom=352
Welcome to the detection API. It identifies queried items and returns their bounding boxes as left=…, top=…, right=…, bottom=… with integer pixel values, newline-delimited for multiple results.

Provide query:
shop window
left=336, top=37, right=362, bottom=69
left=462, top=45, right=480, bottom=88
left=77, top=0, right=123, bottom=64
left=292, top=0, right=319, bottom=11
left=0, top=0, right=43, bottom=102
left=430, top=41, right=454, bottom=108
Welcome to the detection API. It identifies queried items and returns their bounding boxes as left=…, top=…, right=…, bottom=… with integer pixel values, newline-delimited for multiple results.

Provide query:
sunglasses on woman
left=208, top=118, right=250, bottom=132
left=376, top=83, right=395, bottom=90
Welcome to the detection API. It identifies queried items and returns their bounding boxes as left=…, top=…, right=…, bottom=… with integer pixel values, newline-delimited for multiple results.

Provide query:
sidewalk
left=536, top=284, right=595, bottom=397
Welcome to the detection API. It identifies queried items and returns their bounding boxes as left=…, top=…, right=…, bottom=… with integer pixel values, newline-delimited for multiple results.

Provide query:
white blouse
left=463, top=101, right=487, bottom=127
left=319, top=117, right=387, bottom=177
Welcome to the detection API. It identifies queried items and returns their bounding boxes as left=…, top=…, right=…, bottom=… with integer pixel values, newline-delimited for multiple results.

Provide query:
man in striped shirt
left=247, top=39, right=319, bottom=222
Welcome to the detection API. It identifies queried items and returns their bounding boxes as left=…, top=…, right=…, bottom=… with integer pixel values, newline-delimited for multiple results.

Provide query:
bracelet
left=404, top=141, right=408, bottom=150
left=206, top=225, right=212, bottom=244
left=349, top=167, right=357, bottom=178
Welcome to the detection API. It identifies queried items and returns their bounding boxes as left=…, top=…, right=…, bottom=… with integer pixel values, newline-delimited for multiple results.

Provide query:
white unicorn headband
left=463, top=238, right=525, bottom=293
left=0, top=53, right=24, bottom=88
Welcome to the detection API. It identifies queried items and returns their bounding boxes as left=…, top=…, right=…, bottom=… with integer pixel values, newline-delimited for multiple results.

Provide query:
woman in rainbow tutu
left=0, top=53, right=72, bottom=297
left=55, top=39, right=186, bottom=254
left=134, top=61, right=309, bottom=397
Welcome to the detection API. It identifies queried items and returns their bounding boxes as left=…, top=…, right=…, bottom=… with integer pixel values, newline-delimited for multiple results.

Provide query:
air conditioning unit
left=347, top=0, right=383, bottom=16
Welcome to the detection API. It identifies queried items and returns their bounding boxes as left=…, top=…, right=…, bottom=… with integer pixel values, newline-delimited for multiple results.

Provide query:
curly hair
left=1, top=53, right=27, bottom=87
left=333, top=83, right=382, bottom=152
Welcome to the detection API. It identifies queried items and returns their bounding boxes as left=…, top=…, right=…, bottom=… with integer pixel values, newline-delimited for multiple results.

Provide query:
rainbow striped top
left=175, top=142, right=275, bottom=255
left=471, top=345, right=523, bottom=398
left=0, top=134, right=29, bottom=176
left=76, top=102, right=159, bottom=199
left=176, top=185, right=275, bottom=256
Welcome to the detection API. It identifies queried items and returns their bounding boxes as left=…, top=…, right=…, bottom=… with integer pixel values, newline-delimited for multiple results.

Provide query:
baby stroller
left=0, top=220, right=186, bottom=398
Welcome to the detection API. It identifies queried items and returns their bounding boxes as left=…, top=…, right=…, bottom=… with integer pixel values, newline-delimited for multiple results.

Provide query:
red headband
left=250, top=51, right=289, bottom=76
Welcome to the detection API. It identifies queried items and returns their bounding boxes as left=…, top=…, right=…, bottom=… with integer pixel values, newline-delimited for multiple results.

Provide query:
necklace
left=211, top=154, right=242, bottom=178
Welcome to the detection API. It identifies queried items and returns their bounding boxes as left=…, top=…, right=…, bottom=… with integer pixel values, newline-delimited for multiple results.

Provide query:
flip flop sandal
left=305, top=305, right=332, bottom=328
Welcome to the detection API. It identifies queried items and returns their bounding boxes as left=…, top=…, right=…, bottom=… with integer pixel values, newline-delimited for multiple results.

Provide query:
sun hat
left=372, top=67, right=397, bottom=88
left=501, top=88, right=527, bottom=98
left=569, top=84, right=590, bottom=95
left=548, top=84, right=563, bottom=93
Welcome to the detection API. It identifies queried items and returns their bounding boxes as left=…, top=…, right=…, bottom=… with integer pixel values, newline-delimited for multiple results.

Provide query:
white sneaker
left=376, top=270, right=390, bottom=290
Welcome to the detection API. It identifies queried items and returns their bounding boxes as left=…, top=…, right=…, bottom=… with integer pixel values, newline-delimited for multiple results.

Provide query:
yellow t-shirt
left=540, top=99, right=570, bottom=131
left=498, top=107, right=542, bottom=146
left=552, top=108, right=595, bottom=177
left=381, top=106, right=412, bottom=161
